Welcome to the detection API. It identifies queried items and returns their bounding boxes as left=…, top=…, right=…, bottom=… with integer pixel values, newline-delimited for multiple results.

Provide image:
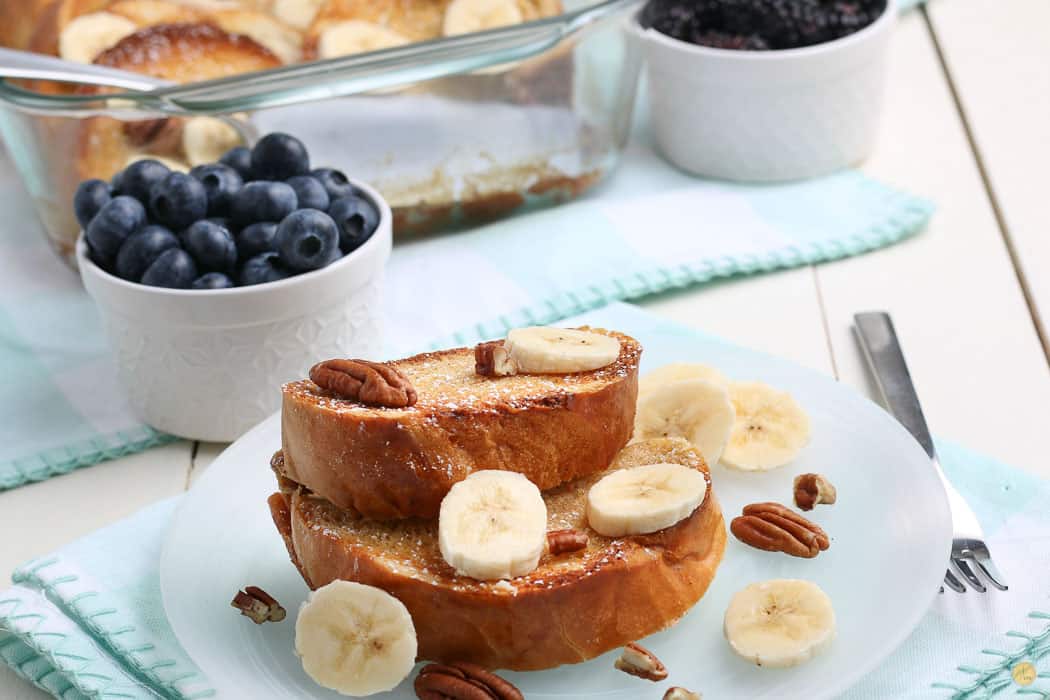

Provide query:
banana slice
left=721, top=381, right=811, bottom=471
left=211, top=10, right=303, bottom=64
left=723, top=579, right=836, bottom=668
left=317, top=21, right=410, bottom=58
left=633, top=379, right=736, bottom=465
left=443, top=0, right=524, bottom=36
left=586, top=462, right=707, bottom=537
left=182, top=117, right=242, bottom=167
left=58, top=12, right=138, bottom=64
left=639, top=362, right=729, bottom=395
left=125, top=154, right=190, bottom=173
left=295, top=580, right=417, bottom=696
left=272, top=0, right=324, bottom=30
left=439, top=470, right=547, bottom=580
left=504, top=327, right=620, bottom=374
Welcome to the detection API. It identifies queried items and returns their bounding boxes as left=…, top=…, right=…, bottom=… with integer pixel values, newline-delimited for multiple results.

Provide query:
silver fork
left=853, top=312, right=1008, bottom=593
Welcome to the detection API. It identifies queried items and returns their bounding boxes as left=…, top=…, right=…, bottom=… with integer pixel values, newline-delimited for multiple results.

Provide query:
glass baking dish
left=0, top=0, right=643, bottom=265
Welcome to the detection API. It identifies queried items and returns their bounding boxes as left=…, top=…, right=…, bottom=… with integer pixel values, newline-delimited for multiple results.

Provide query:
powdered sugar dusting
left=293, top=436, right=709, bottom=592
left=283, top=328, right=641, bottom=416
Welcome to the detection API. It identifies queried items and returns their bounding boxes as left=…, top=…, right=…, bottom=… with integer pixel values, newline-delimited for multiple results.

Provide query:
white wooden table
left=3, top=3, right=1049, bottom=697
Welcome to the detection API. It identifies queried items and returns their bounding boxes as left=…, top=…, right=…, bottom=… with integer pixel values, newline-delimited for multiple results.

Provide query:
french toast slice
left=74, top=23, right=279, bottom=181
left=269, top=438, right=727, bottom=671
left=28, top=0, right=296, bottom=61
left=302, top=0, right=563, bottom=59
left=280, top=327, right=641, bottom=520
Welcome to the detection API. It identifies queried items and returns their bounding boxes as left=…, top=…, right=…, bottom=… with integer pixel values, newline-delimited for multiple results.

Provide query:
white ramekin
left=77, top=181, right=392, bottom=442
left=634, top=0, right=896, bottom=182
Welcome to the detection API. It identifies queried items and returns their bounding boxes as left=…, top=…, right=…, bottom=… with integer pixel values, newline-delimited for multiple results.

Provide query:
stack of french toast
left=267, top=326, right=728, bottom=676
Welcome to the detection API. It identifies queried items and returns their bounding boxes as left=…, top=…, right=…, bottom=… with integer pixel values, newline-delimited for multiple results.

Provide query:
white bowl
left=634, top=0, right=896, bottom=182
left=77, top=181, right=392, bottom=442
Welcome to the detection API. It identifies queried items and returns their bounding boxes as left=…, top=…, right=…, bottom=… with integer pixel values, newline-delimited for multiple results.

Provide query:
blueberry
left=219, top=145, right=254, bottom=181
left=110, top=169, right=125, bottom=195
left=121, top=159, right=170, bottom=204
left=328, top=194, right=379, bottom=254
left=141, top=248, right=197, bottom=288
left=114, top=225, right=179, bottom=281
left=180, top=220, right=237, bottom=272
left=85, top=196, right=146, bottom=263
left=189, top=163, right=243, bottom=216
left=239, top=251, right=291, bottom=286
left=286, top=175, right=329, bottom=212
left=310, top=168, right=358, bottom=201
left=73, top=179, right=112, bottom=230
left=274, top=209, right=340, bottom=272
left=230, top=181, right=297, bottom=226
left=235, top=221, right=278, bottom=259
left=250, top=132, right=309, bottom=181
left=149, top=172, right=208, bottom=231
left=191, top=272, right=235, bottom=289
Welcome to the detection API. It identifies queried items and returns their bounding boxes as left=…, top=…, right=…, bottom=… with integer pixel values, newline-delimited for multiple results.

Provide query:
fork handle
left=853, top=312, right=936, bottom=459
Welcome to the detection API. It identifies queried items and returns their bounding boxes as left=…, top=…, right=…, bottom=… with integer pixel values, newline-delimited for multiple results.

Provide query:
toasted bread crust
left=93, top=21, right=280, bottom=79
left=280, top=328, right=641, bottom=520
left=270, top=438, right=727, bottom=670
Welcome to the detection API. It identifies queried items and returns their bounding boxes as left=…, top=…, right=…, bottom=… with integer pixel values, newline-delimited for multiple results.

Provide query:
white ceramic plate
left=161, top=310, right=952, bottom=699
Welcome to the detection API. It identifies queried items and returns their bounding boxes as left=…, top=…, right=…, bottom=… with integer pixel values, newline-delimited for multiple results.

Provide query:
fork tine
left=952, top=558, right=986, bottom=592
left=972, top=557, right=1009, bottom=591
left=943, top=569, right=966, bottom=593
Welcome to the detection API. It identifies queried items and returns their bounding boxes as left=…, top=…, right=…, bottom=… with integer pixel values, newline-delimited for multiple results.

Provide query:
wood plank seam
left=811, top=267, right=841, bottom=381
left=921, top=6, right=1050, bottom=366
left=184, top=441, right=200, bottom=491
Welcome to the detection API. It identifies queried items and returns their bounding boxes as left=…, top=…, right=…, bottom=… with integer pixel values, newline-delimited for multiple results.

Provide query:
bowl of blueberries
left=634, top=0, right=895, bottom=181
left=75, top=132, right=391, bottom=442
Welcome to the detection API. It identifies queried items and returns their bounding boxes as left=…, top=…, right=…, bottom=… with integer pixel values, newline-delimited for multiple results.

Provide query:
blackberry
left=695, top=31, right=770, bottom=50
left=745, top=0, right=828, bottom=50
left=825, top=1, right=885, bottom=40
left=640, top=0, right=885, bottom=51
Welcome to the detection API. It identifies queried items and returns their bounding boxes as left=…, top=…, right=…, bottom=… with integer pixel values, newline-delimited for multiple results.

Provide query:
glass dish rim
left=0, top=0, right=639, bottom=117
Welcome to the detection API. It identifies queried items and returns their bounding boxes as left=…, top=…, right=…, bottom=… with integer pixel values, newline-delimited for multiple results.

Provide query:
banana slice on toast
left=439, top=470, right=548, bottom=580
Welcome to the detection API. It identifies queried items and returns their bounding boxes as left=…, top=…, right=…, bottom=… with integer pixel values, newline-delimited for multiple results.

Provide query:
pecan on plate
left=414, top=662, right=523, bottom=700
left=475, top=340, right=517, bottom=377
left=730, top=502, right=830, bottom=558
left=547, top=528, right=588, bottom=555
left=231, top=586, right=286, bottom=624
left=614, top=642, right=668, bottom=681
left=310, top=359, right=418, bottom=408
left=793, top=473, right=837, bottom=511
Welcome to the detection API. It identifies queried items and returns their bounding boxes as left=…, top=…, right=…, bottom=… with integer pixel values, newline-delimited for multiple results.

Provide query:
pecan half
left=664, top=688, right=702, bottom=700
left=415, top=662, right=522, bottom=700
left=730, top=502, right=830, bottom=558
left=794, top=473, right=837, bottom=511
left=475, top=340, right=517, bottom=377
left=614, top=642, right=668, bottom=681
left=310, top=359, right=418, bottom=408
left=547, top=528, right=588, bottom=555
left=231, top=586, right=286, bottom=624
